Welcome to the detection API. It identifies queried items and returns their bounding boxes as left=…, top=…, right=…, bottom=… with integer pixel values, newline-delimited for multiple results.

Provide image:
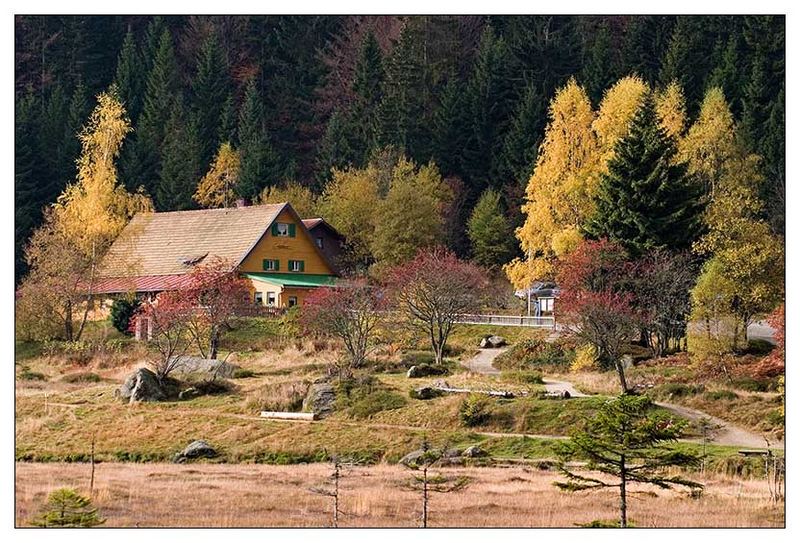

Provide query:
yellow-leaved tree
left=592, top=75, right=649, bottom=169
left=686, top=88, right=784, bottom=361
left=258, top=181, right=319, bottom=218
left=17, top=87, right=152, bottom=341
left=655, top=81, right=687, bottom=141
left=194, top=142, right=241, bottom=208
left=504, top=78, right=598, bottom=289
left=319, top=164, right=381, bottom=271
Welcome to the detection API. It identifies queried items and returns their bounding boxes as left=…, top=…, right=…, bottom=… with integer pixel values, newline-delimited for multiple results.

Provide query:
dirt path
left=541, top=379, right=588, bottom=398
left=460, top=348, right=505, bottom=375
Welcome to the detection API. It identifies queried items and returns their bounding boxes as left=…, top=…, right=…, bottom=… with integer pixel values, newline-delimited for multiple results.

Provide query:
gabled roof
left=98, top=203, right=286, bottom=278
left=301, top=217, right=343, bottom=238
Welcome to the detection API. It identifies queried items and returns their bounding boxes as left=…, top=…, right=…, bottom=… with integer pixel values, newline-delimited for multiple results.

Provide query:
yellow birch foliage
left=194, top=142, right=241, bottom=208
left=259, top=181, right=319, bottom=218
left=319, top=164, right=381, bottom=266
left=505, top=78, right=598, bottom=288
left=679, top=87, right=737, bottom=197
left=655, top=81, right=687, bottom=140
left=53, top=87, right=152, bottom=256
left=592, top=75, right=649, bottom=168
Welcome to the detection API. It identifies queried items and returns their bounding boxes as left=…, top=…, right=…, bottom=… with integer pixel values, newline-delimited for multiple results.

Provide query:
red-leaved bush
left=755, top=303, right=784, bottom=378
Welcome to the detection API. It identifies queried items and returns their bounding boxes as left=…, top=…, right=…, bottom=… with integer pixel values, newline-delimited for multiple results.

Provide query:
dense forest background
left=14, top=15, right=785, bottom=283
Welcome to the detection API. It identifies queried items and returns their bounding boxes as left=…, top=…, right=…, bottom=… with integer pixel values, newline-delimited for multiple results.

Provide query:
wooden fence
left=454, top=314, right=556, bottom=328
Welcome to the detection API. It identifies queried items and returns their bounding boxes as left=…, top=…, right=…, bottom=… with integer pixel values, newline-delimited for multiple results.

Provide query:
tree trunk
left=209, top=328, right=219, bottom=360
left=615, top=360, right=629, bottom=394
left=64, top=299, right=74, bottom=341
left=619, top=455, right=627, bottom=527
left=422, top=466, right=429, bottom=528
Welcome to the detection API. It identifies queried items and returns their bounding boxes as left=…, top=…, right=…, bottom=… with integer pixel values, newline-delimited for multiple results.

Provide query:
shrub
left=502, top=370, right=544, bottom=385
left=18, top=368, right=46, bottom=381
left=657, top=383, right=705, bottom=398
left=30, top=488, right=105, bottom=527
left=192, top=379, right=233, bottom=396
left=110, top=297, right=141, bottom=336
left=747, top=339, right=774, bottom=356
left=459, top=394, right=491, bottom=427
left=232, top=368, right=256, bottom=379
left=61, top=372, right=102, bottom=383
left=401, top=351, right=437, bottom=367
left=246, top=380, right=310, bottom=412
left=731, top=377, right=773, bottom=392
left=406, top=363, right=450, bottom=378
left=571, top=344, right=600, bottom=372
left=494, top=339, right=571, bottom=370
left=704, top=389, right=738, bottom=401
left=347, top=390, right=407, bottom=419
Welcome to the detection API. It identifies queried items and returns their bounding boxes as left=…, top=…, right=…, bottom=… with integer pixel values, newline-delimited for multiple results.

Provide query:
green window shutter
left=289, top=223, right=296, bottom=237
left=271, top=223, right=279, bottom=236
left=273, top=259, right=279, bottom=271
left=288, top=259, right=295, bottom=271
left=262, top=259, right=269, bottom=271
left=299, top=260, right=305, bottom=272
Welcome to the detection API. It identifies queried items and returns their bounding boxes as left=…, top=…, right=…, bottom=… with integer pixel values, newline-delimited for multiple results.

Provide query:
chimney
left=235, top=198, right=249, bottom=208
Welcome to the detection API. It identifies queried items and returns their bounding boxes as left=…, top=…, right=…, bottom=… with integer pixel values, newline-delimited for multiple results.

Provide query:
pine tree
left=142, top=16, right=167, bottom=73
left=113, top=28, right=144, bottom=124
left=495, top=82, right=546, bottom=186
left=581, top=21, right=617, bottom=105
left=134, top=27, right=181, bottom=196
left=237, top=79, right=281, bottom=201
left=430, top=76, right=466, bottom=178
left=350, top=31, right=384, bottom=163
left=708, top=33, right=744, bottom=118
left=467, top=188, right=516, bottom=268
left=15, top=93, right=40, bottom=283
left=658, top=16, right=716, bottom=113
left=585, top=93, right=703, bottom=256
left=217, top=92, right=237, bottom=145
left=192, top=31, right=231, bottom=168
left=316, top=109, right=356, bottom=182
left=621, top=16, right=676, bottom=84
left=462, top=25, right=515, bottom=190
left=157, top=95, right=202, bottom=211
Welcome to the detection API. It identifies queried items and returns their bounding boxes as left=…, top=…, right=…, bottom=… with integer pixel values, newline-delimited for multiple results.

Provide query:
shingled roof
left=98, top=203, right=286, bottom=279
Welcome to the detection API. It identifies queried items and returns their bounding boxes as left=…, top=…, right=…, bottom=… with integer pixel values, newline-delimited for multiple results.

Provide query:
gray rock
left=406, top=364, right=449, bottom=379
left=173, top=440, right=217, bottom=463
left=303, top=382, right=336, bottom=417
left=443, top=447, right=463, bottom=459
left=410, top=385, right=445, bottom=400
left=462, top=445, right=487, bottom=458
left=399, top=449, right=425, bottom=467
left=169, top=356, right=241, bottom=379
left=480, top=335, right=507, bottom=348
left=178, top=387, right=200, bottom=401
left=117, top=368, right=167, bottom=403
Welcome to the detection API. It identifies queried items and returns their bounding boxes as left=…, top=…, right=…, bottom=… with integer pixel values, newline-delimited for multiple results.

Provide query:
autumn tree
left=592, top=75, right=649, bottom=170
left=183, top=256, right=251, bottom=360
left=755, top=304, right=784, bottom=378
left=133, top=289, right=193, bottom=381
left=371, top=159, right=451, bottom=266
left=194, top=142, right=241, bottom=208
left=584, top=92, right=704, bottom=256
left=467, top=188, right=516, bottom=269
left=556, top=239, right=640, bottom=393
left=259, top=181, right=319, bottom=218
left=505, top=78, right=598, bottom=289
left=387, top=248, right=488, bottom=365
left=302, top=279, right=386, bottom=373
left=556, top=395, right=702, bottom=528
left=16, top=88, right=151, bottom=341
left=319, top=164, right=381, bottom=271
left=655, top=81, right=687, bottom=140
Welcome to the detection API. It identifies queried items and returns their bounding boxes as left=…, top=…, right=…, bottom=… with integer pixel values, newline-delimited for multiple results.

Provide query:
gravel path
left=460, top=348, right=505, bottom=375
left=541, top=379, right=588, bottom=398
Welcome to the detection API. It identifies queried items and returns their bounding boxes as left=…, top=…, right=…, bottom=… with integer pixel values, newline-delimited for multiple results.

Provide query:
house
left=515, top=282, right=559, bottom=316
left=93, top=202, right=338, bottom=308
left=301, top=218, right=345, bottom=274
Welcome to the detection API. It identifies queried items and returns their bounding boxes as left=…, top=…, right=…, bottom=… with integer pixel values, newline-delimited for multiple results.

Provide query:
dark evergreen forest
left=15, top=15, right=785, bottom=282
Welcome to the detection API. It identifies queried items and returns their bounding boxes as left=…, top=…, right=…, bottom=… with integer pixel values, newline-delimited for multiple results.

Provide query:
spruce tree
left=316, top=109, right=356, bottom=183
left=467, top=188, right=517, bottom=268
left=37, top=83, right=69, bottom=203
left=157, top=95, right=202, bottom=211
left=113, top=28, right=144, bottom=123
left=495, top=82, right=546, bottom=186
left=192, top=31, right=231, bottom=169
left=658, top=16, right=716, bottom=113
left=15, top=93, right=40, bottom=283
left=581, top=21, right=617, bottom=105
left=350, top=31, right=384, bottom=163
left=217, top=92, right=237, bottom=145
left=134, top=27, right=181, bottom=196
left=430, top=76, right=466, bottom=178
left=584, top=93, right=703, bottom=256
left=621, top=16, right=675, bottom=84
left=708, top=33, right=744, bottom=118
left=237, top=80, right=280, bottom=201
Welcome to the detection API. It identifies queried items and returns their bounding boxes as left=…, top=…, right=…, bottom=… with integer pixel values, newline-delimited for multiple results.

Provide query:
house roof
left=98, top=203, right=286, bottom=279
left=301, top=218, right=324, bottom=229
left=244, top=272, right=338, bottom=288
left=92, top=274, right=195, bottom=294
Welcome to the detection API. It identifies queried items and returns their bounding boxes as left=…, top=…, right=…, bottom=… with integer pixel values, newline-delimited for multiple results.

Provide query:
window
left=271, top=223, right=296, bottom=237
left=288, top=259, right=304, bottom=272
left=316, top=237, right=324, bottom=249
left=254, top=292, right=264, bottom=305
left=288, top=296, right=298, bottom=307
left=262, top=259, right=279, bottom=271
left=267, top=292, right=276, bottom=306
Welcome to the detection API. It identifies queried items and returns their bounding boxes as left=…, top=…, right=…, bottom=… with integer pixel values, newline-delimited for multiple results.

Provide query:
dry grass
left=15, top=462, right=784, bottom=527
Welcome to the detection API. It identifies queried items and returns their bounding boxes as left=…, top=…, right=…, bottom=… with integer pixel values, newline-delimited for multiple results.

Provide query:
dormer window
left=316, top=237, right=324, bottom=249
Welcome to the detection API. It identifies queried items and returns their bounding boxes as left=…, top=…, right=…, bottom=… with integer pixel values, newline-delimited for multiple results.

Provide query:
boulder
left=406, top=364, right=449, bottom=379
left=480, top=335, right=507, bottom=348
left=178, top=387, right=201, bottom=401
left=399, top=449, right=426, bottom=467
left=168, top=356, right=240, bottom=379
left=117, top=368, right=167, bottom=403
left=302, top=382, right=336, bottom=417
left=410, top=385, right=445, bottom=400
left=173, top=440, right=218, bottom=463
left=443, top=447, right=463, bottom=459
left=462, top=445, right=487, bottom=458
